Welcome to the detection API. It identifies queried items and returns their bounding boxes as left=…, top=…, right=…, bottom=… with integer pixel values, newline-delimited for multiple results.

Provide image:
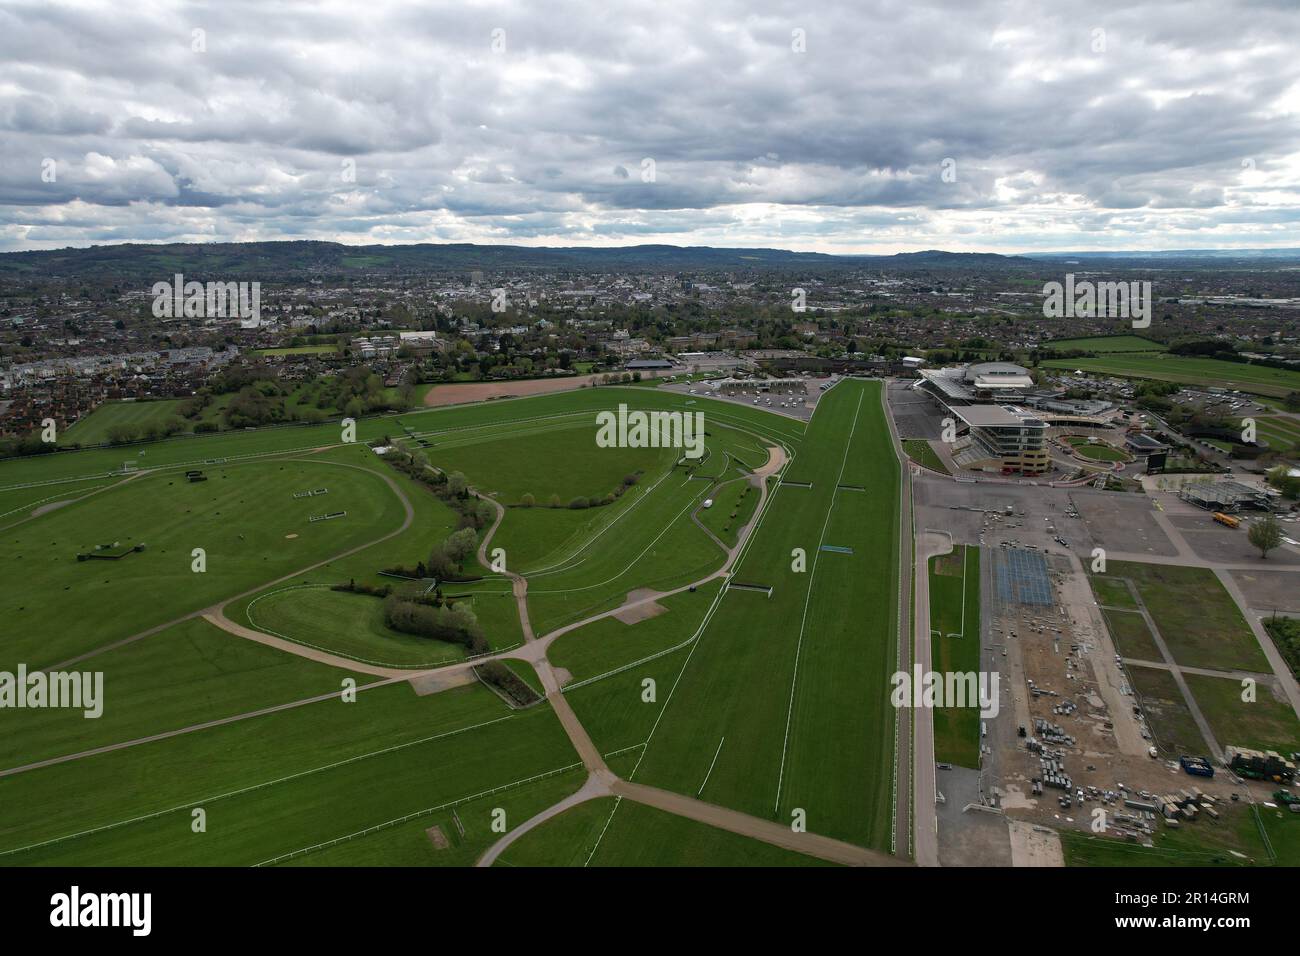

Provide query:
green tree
left=1248, top=513, right=1283, bottom=559
left=444, top=527, right=479, bottom=566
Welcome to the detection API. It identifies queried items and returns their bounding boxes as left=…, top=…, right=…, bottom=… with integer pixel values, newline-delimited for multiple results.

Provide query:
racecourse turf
left=3, top=382, right=887, bottom=866
left=625, top=380, right=900, bottom=850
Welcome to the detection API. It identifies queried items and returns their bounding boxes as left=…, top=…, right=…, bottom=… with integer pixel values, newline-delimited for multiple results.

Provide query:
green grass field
left=62, top=400, right=186, bottom=445
left=1, top=381, right=907, bottom=867
left=1066, top=436, right=1128, bottom=462
left=1, top=458, right=405, bottom=669
left=1044, top=334, right=1166, bottom=353
left=929, top=546, right=982, bottom=768
left=549, top=581, right=724, bottom=684
left=0, top=678, right=577, bottom=865
left=1185, top=673, right=1300, bottom=755
left=627, top=380, right=900, bottom=850
left=902, top=438, right=950, bottom=475
left=429, top=421, right=672, bottom=504
left=0, top=616, right=367, bottom=772
left=695, top=477, right=759, bottom=547
left=1257, top=416, right=1300, bottom=456
left=1129, top=665, right=1209, bottom=756
left=1106, top=561, right=1269, bottom=672
left=1102, top=608, right=1162, bottom=660
left=1090, top=575, right=1139, bottom=609
left=1042, top=354, right=1300, bottom=398
left=246, top=585, right=491, bottom=668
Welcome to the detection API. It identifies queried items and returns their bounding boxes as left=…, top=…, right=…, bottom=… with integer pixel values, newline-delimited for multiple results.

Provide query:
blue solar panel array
left=995, top=547, right=1054, bottom=606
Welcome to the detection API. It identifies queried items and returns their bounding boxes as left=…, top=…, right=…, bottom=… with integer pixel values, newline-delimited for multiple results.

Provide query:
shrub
left=383, top=593, right=485, bottom=650
left=474, top=661, right=541, bottom=707
left=332, top=580, right=392, bottom=597
left=105, top=424, right=141, bottom=445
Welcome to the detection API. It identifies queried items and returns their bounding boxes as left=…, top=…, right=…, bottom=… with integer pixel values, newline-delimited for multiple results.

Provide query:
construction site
left=912, top=458, right=1300, bottom=867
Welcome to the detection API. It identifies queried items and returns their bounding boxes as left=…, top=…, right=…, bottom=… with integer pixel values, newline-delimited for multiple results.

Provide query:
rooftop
left=952, top=404, right=1044, bottom=428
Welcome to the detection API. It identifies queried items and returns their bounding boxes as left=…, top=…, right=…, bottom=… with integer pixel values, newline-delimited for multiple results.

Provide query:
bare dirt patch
left=408, top=668, right=477, bottom=696
left=612, top=588, right=669, bottom=624
left=1007, top=820, right=1064, bottom=867
left=425, top=825, right=450, bottom=850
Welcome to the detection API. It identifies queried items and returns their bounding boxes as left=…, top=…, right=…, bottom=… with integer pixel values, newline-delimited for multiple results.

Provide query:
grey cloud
left=0, top=0, right=1296, bottom=252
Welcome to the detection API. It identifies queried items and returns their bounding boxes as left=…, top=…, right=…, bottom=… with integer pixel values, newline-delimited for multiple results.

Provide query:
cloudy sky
left=1, top=0, right=1298, bottom=254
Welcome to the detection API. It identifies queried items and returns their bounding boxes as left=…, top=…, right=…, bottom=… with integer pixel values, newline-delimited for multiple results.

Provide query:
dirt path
left=471, top=440, right=918, bottom=869
left=476, top=771, right=614, bottom=867
left=1213, top=566, right=1300, bottom=718
left=201, top=610, right=417, bottom=678
left=477, top=495, right=535, bottom=642
left=608, top=780, right=907, bottom=867
left=1122, top=577, right=1224, bottom=761
left=24, top=438, right=903, bottom=867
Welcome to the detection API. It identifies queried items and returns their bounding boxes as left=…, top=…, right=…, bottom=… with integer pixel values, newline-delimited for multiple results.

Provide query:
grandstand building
left=917, top=363, right=1050, bottom=475
left=918, top=361, right=1036, bottom=406
left=949, top=405, right=1051, bottom=476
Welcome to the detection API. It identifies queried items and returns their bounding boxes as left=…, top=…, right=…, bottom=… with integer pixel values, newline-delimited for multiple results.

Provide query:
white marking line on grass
left=254, top=759, right=587, bottom=867
left=697, top=737, right=725, bottom=796
left=772, top=390, right=864, bottom=815
left=0, top=409, right=594, bottom=497
left=525, top=468, right=675, bottom=578
left=624, top=440, right=795, bottom=780
left=560, top=576, right=730, bottom=693
left=0, top=471, right=126, bottom=494
left=530, top=479, right=712, bottom=596
left=0, top=713, right=515, bottom=859
left=959, top=545, right=968, bottom=638
left=422, top=415, right=593, bottom=450
left=404, top=409, right=592, bottom=443
left=0, top=485, right=107, bottom=520
left=584, top=795, right=623, bottom=868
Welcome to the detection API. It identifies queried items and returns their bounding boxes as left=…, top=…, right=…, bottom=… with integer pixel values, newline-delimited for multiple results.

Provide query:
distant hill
left=0, top=240, right=1037, bottom=280
left=1024, top=248, right=1300, bottom=266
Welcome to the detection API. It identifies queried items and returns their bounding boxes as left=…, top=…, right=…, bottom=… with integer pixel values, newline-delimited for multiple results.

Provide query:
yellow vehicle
left=1213, top=512, right=1240, bottom=529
